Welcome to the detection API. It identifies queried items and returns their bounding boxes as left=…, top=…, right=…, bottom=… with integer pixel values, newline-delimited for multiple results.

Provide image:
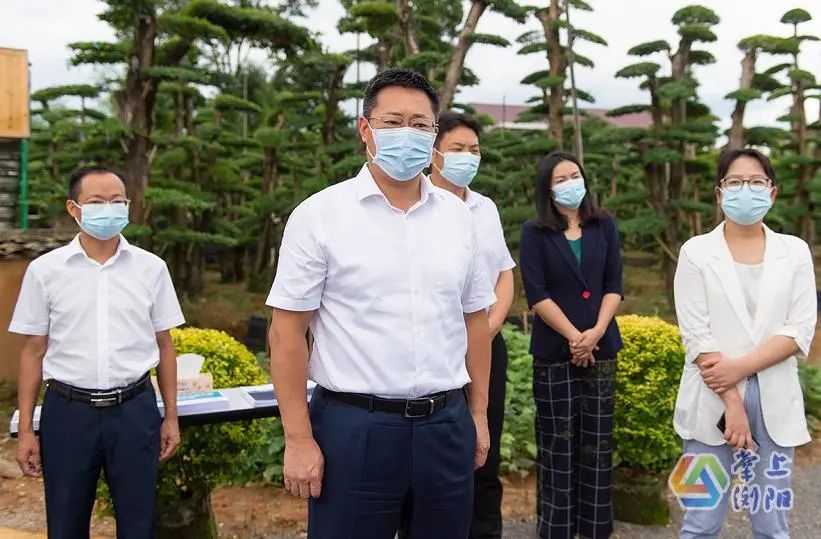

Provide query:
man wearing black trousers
left=11, top=167, right=184, bottom=539
left=428, top=112, right=516, bottom=538
left=267, top=69, right=496, bottom=539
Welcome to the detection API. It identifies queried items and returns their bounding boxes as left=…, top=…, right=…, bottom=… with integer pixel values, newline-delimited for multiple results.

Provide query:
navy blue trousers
left=39, top=386, right=161, bottom=539
left=308, top=386, right=476, bottom=539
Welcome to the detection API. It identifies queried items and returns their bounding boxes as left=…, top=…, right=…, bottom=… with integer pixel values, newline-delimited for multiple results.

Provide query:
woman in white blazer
left=673, top=148, right=816, bottom=539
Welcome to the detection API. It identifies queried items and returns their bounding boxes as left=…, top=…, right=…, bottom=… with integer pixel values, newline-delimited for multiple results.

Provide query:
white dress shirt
left=267, top=164, right=496, bottom=398
left=673, top=223, right=815, bottom=447
left=464, top=188, right=516, bottom=291
left=9, top=235, right=185, bottom=390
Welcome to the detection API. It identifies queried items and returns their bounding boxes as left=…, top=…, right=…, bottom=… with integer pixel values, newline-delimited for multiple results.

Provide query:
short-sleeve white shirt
left=465, top=188, right=516, bottom=289
left=266, top=164, right=496, bottom=398
left=8, top=235, right=185, bottom=389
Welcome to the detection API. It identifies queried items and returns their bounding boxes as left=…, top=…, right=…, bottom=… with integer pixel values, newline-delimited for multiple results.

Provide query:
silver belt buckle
left=89, top=388, right=122, bottom=408
left=404, top=398, right=436, bottom=418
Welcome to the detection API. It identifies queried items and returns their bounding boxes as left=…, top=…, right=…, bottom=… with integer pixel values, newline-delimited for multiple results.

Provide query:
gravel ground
left=503, top=465, right=821, bottom=539
left=257, top=465, right=821, bottom=539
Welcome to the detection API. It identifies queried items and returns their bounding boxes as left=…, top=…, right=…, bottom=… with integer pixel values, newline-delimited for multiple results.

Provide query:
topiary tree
left=612, top=314, right=684, bottom=525
left=154, top=328, right=282, bottom=539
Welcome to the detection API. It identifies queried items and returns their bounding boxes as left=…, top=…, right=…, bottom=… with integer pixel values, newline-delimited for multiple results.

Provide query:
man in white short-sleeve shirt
left=267, top=69, right=496, bottom=539
left=9, top=167, right=184, bottom=539
left=428, top=111, right=516, bottom=539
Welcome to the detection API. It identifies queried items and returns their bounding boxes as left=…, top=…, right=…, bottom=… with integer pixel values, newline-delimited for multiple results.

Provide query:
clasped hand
left=698, top=354, right=749, bottom=393
left=569, top=327, right=603, bottom=368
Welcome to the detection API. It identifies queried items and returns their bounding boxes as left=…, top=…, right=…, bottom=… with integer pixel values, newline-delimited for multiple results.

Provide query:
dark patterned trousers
left=533, top=357, right=616, bottom=539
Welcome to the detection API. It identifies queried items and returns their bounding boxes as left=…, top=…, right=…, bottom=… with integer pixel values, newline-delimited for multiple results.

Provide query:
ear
left=358, top=117, right=374, bottom=159
left=66, top=200, right=80, bottom=221
left=770, top=185, right=778, bottom=203
left=431, top=147, right=445, bottom=171
left=714, top=187, right=722, bottom=205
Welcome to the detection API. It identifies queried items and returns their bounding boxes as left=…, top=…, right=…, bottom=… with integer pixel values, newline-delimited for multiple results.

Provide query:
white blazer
left=673, top=222, right=816, bottom=447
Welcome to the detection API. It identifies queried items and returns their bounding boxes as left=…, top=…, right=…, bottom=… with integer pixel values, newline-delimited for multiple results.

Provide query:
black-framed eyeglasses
left=720, top=175, right=772, bottom=193
left=366, top=114, right=438, bottom=133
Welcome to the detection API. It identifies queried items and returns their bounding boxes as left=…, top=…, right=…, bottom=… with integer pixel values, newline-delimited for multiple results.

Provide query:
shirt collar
left=354, top=164, right=444, bottom=207
left=63, top=233, right=132, bottom=265
left=464, top=187, right=481, bottom=209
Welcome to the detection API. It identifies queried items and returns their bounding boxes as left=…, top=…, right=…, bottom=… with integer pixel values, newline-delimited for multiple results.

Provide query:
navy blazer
left=519, top=214, right=624, bottom=361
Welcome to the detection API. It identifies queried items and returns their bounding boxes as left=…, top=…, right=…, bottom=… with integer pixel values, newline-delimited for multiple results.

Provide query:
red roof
left=470, top=102, right=652, bottom=129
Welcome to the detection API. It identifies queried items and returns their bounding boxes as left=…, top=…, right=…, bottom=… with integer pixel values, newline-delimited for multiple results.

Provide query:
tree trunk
left=396, top=0, right=420, bottom=56
left=121, top=10, right=159, bottom=226
left=156, top=489, right=217, bottom=539
left=537, top=0, right=566, bottom=149
left=794, top=81, right=814, bottom=243
left=439, top=1, right=487, bottom=111
left=728, top=49, right=757, bottom=150
left=375, top=38, right=395, bottom=72
left=322, top=66, right=346, bottom=145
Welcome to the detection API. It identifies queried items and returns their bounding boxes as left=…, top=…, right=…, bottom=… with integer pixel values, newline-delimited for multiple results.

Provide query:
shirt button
left=582, top=291, right=591, bottom=300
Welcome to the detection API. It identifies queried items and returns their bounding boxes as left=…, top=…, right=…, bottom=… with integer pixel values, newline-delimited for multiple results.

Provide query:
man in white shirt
left=267, top=69, right=496, bottom=539
left=428, top=112, right=516, bottom=539
left=10, top=166, right=185, bottom=539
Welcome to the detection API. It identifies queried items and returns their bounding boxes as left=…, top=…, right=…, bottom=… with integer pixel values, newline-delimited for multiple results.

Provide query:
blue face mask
left=367, top=124, right=436, bottom=182
left=434, top=150, right=481, bottom=188
left=72, top=202, right=130, bottom=240
left=721, top=185, right=773, bottom=226
left=552, top=178, right=587, bottom=209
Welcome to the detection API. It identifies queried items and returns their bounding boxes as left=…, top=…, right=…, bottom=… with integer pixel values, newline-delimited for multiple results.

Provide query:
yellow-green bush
left=155, top=328, right=282, bottom=538
left=613, top=314, right=683, bottom=471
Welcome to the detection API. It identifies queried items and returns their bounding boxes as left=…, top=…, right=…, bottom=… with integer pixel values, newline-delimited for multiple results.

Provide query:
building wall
left=0, top=258, right=28, bottom=381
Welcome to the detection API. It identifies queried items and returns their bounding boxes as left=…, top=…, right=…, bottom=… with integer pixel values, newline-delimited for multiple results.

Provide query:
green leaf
left=789, top=69, right=816, bottom=85
left=516, top=30, right=543, bottom=45
left=764, top=63, right=792, bottom=76
left=672, top=6, right=720, bottom=26
left=518, top=41, right=548, bottom=55
left=68, top=41, right=129, bottom=65
left=142, top=66, right=213, bottom=84
left=213, top=94, right=262, bottom=113
left=571, top=28, right=607, bottom=46
left=642, top=147, right=682, bottom=165
left=725, top=89, right=762, bottom=102
left=607, top=105, right=652, bottom=117
left=678, top=24, right=717, bottom=43
left=781, top=8, right=812, bottom=25
left=467, top=33, right=511, bottom=47
left=158, top=13, right=229, bottom=42
left=572, top=53, right=594, bottom=68
left=566, top=0, right=593, bottom=11
left=752, top=73, right=783, bottom=92
left=657, top=79, right=697, bottom=100
left=628, top=40, right=671, bottom=57
left=146, top=187, right=215, bottom=212
left=767, top=87, right=793, bottom=101
left=31, top=85, right=100, bottom=102
left=616, top=62, right=661, bottom=79
left=521, top=70, right=550, bottom=85
left=533, top=75, right=565, bottom=89
left=688, top=50, right=716, bottom=65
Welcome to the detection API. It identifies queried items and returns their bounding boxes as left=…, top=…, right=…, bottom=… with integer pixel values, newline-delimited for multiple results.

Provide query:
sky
left=2, top=0, right=819, bottom=131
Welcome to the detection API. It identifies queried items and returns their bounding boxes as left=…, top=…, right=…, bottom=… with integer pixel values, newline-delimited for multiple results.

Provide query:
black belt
left=322, top=387, right=464, bottom=418
left=47, top=373, right=152, bottom=408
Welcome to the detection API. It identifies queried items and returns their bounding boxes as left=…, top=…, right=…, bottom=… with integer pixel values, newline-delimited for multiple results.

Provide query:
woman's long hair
left=534, top=151, right=601, bottom=231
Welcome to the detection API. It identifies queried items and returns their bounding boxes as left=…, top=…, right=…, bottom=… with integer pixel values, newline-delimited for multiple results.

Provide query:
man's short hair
left=434, top=112, right=483, bottom=148
left=68, top=166, right=128, bottom=201
left=362, top=69, right=440, bottom=118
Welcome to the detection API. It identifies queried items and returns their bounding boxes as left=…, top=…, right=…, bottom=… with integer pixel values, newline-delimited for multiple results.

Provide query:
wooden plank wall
left=0, top=48, right=30, bottom=139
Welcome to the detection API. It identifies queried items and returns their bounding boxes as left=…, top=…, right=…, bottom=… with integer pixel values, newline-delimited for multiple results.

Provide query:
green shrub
left=156, top=328, right=283, bottom=538
left=613, top=314, right=682, bottom=471
left=500, top=325, right=536, bottom=475
left=799, top=361, right=821, bottom=433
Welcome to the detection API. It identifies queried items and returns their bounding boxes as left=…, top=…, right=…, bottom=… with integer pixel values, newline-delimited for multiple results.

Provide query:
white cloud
left=3, top=0, right=819, bottom=127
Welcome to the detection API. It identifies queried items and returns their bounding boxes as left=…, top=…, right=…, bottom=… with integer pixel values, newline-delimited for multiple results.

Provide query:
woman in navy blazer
left=519, top=151, right=623, bottom=539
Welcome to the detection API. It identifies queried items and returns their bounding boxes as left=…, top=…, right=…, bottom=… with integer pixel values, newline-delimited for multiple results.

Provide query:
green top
left=567, top=237, right=582, bottom=265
